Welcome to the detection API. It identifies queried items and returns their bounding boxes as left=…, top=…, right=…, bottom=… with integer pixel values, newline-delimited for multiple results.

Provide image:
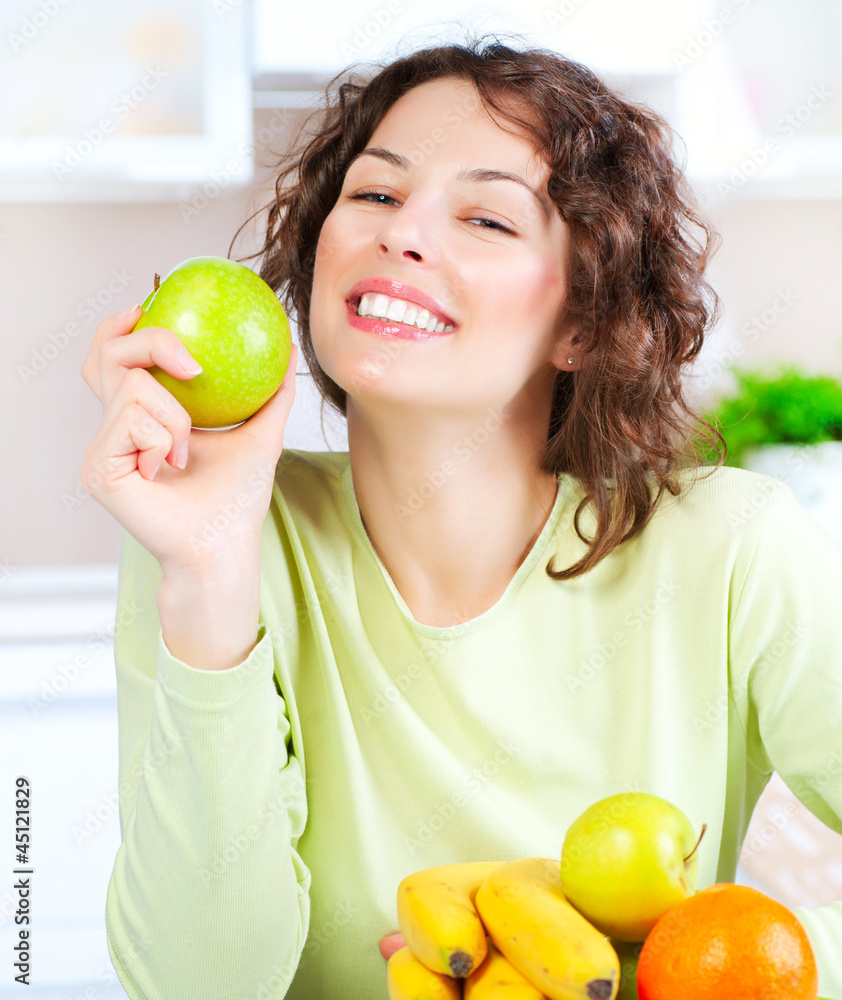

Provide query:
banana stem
left=683, top=823, right=707, bottom=864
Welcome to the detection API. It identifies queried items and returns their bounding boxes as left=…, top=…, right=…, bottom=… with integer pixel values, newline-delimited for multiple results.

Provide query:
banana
left=464, top=938, right=547, bottom=999
left=387, top=944, right=461, bottom=1000
left=397, top=860, right=506, bottom=977
left=474, top=857, right=620, bottom=1000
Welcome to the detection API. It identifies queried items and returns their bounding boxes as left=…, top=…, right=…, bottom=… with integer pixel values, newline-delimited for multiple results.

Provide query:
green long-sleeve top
left=105, top=448, right=842, bottom=999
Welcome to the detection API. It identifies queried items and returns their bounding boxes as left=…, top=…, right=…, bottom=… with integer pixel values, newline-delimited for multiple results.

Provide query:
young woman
left=81, top=37, right=842, bottom=1000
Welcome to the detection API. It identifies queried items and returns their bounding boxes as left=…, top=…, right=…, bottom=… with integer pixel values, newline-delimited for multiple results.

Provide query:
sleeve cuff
left=155, top=622, right=274, bottom=711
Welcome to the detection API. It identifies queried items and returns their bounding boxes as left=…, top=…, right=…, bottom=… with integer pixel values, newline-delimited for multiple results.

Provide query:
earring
left=567, top=357, right=574, bottom=364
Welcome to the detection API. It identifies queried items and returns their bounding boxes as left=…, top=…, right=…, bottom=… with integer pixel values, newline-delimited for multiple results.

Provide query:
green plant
left=699, top=363, right=842, bottom=469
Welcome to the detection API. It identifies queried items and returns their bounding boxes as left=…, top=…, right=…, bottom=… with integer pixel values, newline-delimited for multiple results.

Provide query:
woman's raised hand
left=80, top=304, right=298, bottom=579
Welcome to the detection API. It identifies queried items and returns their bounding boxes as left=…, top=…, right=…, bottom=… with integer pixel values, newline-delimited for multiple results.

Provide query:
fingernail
left=118, top=304, right=140, bottom=319
left=149, top=462, right=161, bottom=481
left=177, top=348, right=203, bottom=374
left=175, top=440, right=188, bottom=469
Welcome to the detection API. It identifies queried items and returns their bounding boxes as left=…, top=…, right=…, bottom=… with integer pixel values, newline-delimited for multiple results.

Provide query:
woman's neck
left=346, top=400, right=559, bottom=627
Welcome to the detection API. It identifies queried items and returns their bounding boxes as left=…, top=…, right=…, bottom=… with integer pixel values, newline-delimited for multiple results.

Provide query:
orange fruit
left=636, top=883, right=819, bottom=1000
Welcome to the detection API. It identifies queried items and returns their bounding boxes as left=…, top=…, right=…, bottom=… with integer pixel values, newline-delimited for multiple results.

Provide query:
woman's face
left=309, top=75, right=577, bottom=418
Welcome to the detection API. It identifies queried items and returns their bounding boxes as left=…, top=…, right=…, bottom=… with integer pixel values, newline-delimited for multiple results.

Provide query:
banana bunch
left=387, top=858, right=620, bottom=1000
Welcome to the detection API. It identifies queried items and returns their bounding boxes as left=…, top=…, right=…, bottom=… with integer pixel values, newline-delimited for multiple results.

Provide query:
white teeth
left=355, top=293, right=455, bottom=333
left=372, top=293, right=391, bottom=317
left=386, top=298, right=407, bottom=322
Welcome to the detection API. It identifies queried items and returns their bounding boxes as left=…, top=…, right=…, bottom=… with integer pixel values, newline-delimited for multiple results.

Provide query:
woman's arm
left=105, top=528, right=310, bottom=999
left=729, top=478, right=842, bottom=999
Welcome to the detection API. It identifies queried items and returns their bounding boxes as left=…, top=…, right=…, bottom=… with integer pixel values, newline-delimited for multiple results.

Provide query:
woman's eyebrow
left=348, top=146, right=550, bottom=217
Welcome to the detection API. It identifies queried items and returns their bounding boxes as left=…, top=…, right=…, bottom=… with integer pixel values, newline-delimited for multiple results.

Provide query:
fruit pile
left=386, top=792, right=821, bottom=1000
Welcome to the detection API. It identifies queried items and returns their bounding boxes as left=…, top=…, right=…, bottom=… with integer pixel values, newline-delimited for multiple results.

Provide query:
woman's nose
left=379, top=242, right=422, bottom=262
left=375, top=197, right=441, bottom=266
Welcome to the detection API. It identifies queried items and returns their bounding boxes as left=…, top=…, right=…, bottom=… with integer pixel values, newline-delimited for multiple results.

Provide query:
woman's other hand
left=379, top=932, right=406, bottom=960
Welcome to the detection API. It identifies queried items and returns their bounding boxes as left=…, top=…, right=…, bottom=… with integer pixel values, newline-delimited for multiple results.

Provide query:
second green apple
left=560, top=791, right=706, bottom=942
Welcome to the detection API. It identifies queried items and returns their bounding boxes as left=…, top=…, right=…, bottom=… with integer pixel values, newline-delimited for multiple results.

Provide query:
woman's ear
left=551, top=323, right=581, bottom=371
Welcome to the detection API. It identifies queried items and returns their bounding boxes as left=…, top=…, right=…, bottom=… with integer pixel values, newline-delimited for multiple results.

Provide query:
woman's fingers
left=84, top=398, right=178, bottom=491
left=81, top=305, right=142, bottom=397
left=107, top=366, right=193, bottom=463
left=100, top=324, right=203, bottom=406
left=83, top=307, right=203, bottom=405
left=379, top=932, right=406, bottom=960
left=82, top=309, right=298, bottom=492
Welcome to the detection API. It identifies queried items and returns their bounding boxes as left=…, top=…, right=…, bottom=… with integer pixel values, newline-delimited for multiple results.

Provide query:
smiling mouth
left=344, top=298, right=456, bottom=341
left=347, top=292, right=457, bottom=334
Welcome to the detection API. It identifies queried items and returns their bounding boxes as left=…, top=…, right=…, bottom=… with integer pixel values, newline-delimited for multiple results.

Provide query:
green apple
left=131, top=256, right=291, bottom=428
left=560, top=792, right=706, bottom=942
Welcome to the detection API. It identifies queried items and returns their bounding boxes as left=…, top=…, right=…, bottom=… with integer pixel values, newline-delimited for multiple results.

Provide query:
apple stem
left=153, top=273, right=160, bottom=291
left=684, top=823, right=707, bottom=864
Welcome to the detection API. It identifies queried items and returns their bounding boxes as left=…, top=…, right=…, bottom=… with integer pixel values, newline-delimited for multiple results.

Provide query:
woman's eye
left=348, top=190, right=515, bottom=235
left=468, top=217, right=514, bottom=234
left=349, top=190, right=397, bottom=205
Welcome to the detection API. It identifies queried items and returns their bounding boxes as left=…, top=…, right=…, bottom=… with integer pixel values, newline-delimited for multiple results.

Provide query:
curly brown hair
left=231, top=33, right=726, bottom=580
